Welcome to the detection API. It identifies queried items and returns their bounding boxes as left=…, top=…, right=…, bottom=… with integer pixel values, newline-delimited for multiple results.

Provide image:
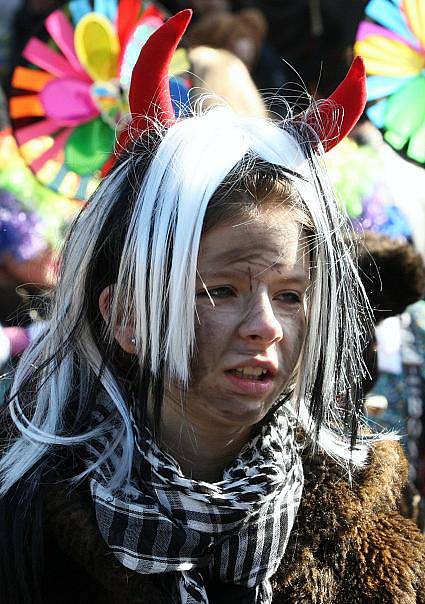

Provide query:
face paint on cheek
left=189, top=305, right=228, bottom=387
left=283, top=314, right=306, bottom=381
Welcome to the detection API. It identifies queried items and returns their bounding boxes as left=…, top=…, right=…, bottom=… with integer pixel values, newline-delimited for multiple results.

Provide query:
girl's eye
left=199, top=286, right=235, bottom=299
left=276, top=291, right=301, bottom=304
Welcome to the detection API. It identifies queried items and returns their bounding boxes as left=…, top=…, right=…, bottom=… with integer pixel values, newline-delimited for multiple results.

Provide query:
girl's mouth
left=227, top=367, right=270, bottom=380
left=224, top=368, right=275, bottom=395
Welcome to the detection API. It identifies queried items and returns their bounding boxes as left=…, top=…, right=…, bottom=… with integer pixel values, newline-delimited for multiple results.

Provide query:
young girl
left=1, top=11, right=424, bottom=604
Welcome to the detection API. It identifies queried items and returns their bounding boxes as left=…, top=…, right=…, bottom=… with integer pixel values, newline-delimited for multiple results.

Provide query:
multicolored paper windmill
left=9, top=0, right=191, bottom=200
left=355, top=0, right=425, bottom=167
left=326, top=137, right=413, bottom=239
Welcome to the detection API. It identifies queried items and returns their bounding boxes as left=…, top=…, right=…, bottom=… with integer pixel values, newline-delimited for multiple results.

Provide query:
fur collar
left=272, top=439, right=425, bottom=603
left=42, top=438, right=424, bottom=603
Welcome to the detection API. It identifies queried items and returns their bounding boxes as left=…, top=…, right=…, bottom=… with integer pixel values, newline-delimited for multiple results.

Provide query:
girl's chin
left=203, top=395, right=272, bottom=427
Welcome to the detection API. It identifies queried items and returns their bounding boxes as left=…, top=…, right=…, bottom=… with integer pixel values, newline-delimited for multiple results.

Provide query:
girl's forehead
left=198, top=208, right=307, bottom=276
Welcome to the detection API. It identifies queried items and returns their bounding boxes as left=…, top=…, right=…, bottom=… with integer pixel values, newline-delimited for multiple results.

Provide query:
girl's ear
left=98, top=286, right=136, bottom=354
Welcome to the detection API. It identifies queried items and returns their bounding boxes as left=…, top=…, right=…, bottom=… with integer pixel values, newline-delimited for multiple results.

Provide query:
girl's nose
left=238, top=293, right=283, bottom=344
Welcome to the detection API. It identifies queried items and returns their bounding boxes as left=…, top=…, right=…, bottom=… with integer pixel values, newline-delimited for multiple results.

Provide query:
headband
left=105, top=9, right=366, bottom=173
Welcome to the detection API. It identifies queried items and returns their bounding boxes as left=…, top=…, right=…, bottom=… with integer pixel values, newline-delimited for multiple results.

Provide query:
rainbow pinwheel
left=0, top=119, right=80, bottom=249
left=355, top=0, right=425, bottom=166
left=9, top=0, right=191, bottom=200
left=326, top=138, right=412, bottom=239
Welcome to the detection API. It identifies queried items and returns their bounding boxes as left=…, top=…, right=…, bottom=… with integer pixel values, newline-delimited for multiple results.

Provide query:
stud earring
left=130, top=336, right=136, bottom=345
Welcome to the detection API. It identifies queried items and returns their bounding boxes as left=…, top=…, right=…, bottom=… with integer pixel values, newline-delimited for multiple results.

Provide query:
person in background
left=187, top=6, right=267, bottom=74
left=188, top=46, right=267, bottom=117
left=355, top=230, right=425, bottom=525
left=235, top=0, right=364, bottom=97
left=186, top=0, right=288, bottom=94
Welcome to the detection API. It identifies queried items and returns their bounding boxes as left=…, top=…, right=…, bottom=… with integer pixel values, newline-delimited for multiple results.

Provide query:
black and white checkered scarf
left=89, top=405, right=303, bottom=603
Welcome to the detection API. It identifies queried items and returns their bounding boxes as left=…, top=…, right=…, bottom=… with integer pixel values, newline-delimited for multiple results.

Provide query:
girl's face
left=165, top=203, right=309, bottom=431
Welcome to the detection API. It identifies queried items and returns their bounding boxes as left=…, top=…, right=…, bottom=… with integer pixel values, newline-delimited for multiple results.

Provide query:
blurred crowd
left=1, top=0, right=425, bottom=525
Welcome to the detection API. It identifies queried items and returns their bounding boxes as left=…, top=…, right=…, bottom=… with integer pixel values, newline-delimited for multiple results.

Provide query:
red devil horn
left=307, top=56, right=367, bottom=152
left=102, top=9, right=192, bottom=175
left=129, top=9, right=192, bottom=128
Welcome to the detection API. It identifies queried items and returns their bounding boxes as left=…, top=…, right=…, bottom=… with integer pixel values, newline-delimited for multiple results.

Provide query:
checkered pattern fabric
left=90, top=405, right=303, bottom=603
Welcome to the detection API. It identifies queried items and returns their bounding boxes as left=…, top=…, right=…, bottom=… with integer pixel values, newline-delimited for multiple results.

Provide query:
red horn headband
left=104, top=10, right=365, bottom=174
left=103, top=9, right=192, bottom=174
left=128, top=8, right=192, bottom=131
left=306, top=56, right=367, bottom=152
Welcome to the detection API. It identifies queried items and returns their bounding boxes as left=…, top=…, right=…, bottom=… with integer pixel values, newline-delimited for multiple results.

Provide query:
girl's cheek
left=281, top=315, right=306, bottom=353
left=195, top=310, right=233, bottom=347
left=197, top=304, right=238, bottom=329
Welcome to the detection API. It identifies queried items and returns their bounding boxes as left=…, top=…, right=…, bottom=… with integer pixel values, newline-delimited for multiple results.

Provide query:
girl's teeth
left=234, top=367, right=267, bottom=377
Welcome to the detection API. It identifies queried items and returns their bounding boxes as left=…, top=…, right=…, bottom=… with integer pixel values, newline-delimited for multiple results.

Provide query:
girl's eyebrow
left=198, top=265, right=308, bottom=285
left=203, top=247, right=254, bottom=266
left=204, top=244, right=298, bottom=267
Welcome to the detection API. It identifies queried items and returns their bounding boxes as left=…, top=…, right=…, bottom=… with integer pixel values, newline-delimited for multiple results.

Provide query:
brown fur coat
left=38, top=438, right=425, bottom=603
left=273, top=439, right=425, bottom=603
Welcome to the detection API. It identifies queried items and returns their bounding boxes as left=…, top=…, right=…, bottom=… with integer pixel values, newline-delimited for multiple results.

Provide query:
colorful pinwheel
left=326, top=137, right=412, bottom=239
left=355, top=0, right=425, bottom=166
left=0, top=95, right=80, bottom=249
left=9, top=0, right=191, bottom=200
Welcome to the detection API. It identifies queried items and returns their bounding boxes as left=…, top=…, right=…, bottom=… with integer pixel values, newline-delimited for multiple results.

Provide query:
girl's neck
left=148, top=395, right=252, bottom=482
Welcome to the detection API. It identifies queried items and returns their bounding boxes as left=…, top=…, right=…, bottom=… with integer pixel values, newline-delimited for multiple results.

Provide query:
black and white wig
left=0, top=103, right=384, bottom=499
